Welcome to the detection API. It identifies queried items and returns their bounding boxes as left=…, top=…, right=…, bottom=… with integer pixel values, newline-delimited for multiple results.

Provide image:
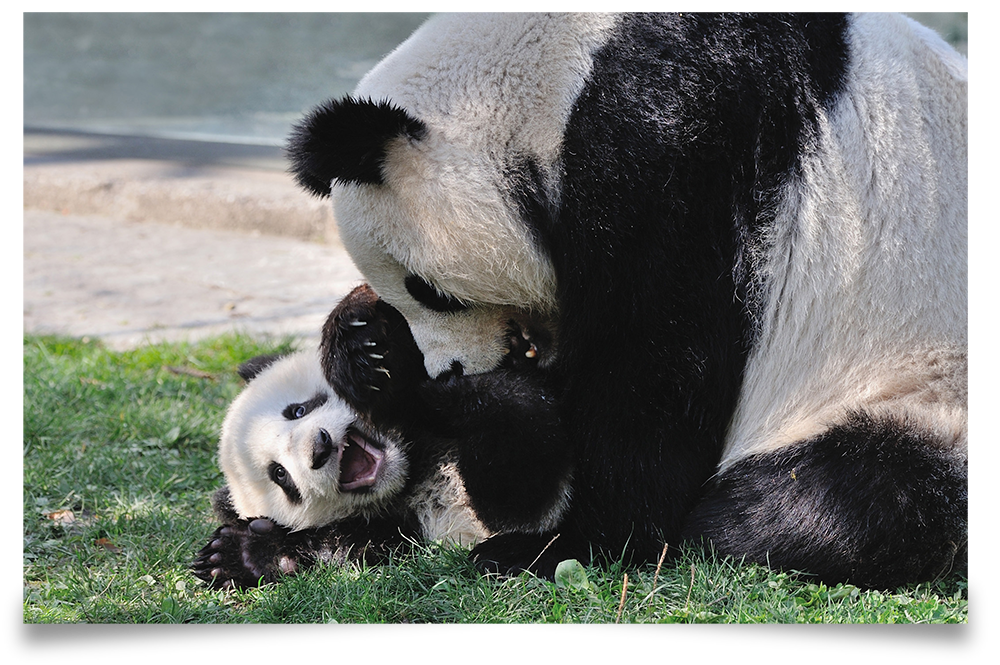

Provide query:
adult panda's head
left=288, top=13, right=617, bottom=377
left=218, top=349, right=408, bottom=531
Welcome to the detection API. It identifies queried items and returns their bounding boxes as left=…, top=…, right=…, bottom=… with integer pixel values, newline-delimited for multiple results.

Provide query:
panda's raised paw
left=321, top=286, right=394, bottom=399
left=321, top=284, right=428, bottom=422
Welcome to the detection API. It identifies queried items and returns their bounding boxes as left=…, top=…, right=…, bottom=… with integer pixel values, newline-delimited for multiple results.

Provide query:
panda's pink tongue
left=339, top=432, right=383, bottom=492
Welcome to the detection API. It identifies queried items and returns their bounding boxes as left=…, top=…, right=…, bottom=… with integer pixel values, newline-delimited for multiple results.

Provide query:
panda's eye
left=267, top=462, right=302, bottom=504
left=282, top=393, right=329, bottom=420
left=283, top=403, right=307, bottom=420
left=404, top=274, right=469, bottom=313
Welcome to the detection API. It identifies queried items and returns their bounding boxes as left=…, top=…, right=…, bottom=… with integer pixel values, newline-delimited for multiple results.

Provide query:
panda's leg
left=418, top=367, right=573, bottom=535
left=682, top=412, right=967, bottom=589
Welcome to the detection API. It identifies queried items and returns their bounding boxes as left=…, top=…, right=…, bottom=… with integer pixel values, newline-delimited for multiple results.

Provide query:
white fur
left=218, top=349, right=408, bottom=530
left=334, top=13, right=617, bottom=376
left=408, top=462, right=489, bottom=546
left=218, top=349, right=489, bottom=545
left=330, top=13, right=967, bottom=469
left=721, top=13, right=968, bottom=467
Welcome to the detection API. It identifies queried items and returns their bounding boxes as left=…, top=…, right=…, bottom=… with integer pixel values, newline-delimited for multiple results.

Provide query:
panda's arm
left=320, top=284, right=429, bottom=428
left=417, top=368, right=573, bottom=535
left=192, top=488, right=418, bottom=589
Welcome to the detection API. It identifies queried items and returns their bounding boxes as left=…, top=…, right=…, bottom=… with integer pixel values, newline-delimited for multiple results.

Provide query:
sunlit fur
left=721, top=13, right=967, bottom=468
left=334, top=13, right=617, bottom=376
left=292, top=12, right=967, bottom=587
left=218, top=349, right=409, bottom=531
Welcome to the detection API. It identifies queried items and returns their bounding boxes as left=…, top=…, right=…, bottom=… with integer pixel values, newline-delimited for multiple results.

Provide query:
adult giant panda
left=287, top=13, right=968, bottom=589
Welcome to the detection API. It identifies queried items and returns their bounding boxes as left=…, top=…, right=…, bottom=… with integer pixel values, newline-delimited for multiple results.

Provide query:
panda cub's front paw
left=321, top=285, right=390, bottom=402
left=192, top=518, right=305, bottom=590
left=321, top=285, right=426, bottom=423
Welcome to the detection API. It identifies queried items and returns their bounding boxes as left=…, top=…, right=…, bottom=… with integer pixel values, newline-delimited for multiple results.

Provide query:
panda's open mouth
left=338, top=428, right=384, bottom=493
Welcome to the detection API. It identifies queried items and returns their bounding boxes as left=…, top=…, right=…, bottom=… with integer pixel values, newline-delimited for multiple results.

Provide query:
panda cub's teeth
left=338, top=429, right=385, bottom=492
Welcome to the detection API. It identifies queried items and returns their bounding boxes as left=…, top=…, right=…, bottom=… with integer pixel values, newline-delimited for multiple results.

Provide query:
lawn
left=22, top=334, right=967, bottom=624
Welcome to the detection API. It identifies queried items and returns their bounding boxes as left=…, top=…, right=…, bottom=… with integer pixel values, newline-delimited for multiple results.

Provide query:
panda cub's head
left=217, top=348, right=408, bottom=531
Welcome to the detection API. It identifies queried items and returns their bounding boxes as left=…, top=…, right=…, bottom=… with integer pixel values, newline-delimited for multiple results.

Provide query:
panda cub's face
left=218, top=349, right=408, bottom=531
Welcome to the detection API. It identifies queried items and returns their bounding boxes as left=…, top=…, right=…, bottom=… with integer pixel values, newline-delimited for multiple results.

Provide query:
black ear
left=237, top=354, right=285, bottom=382
left=286, top=96, right=427, bottom=197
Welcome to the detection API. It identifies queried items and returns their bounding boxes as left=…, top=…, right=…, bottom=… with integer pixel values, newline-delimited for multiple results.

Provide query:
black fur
left=321, top=285, right=572, bottom=532
left=682, top=412, right=968, bottom=589
left=420, top=368, right=569, bottom=532
left=281, top=393, right=329, bottom=421
left=267, top=461, right=302, bottom=505
left=193, top=285, right=572, bottom=588
left=491, top=13, right=853, bottom=572
left=287, top=96, right=426, bottom=195
left=404, top=274, right=470, bottom=314
left=237, top=354, right=284, bottom=382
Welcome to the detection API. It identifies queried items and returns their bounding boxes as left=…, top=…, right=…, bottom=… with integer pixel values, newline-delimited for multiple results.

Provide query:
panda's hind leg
left=682, top=411, right=967, bottom=590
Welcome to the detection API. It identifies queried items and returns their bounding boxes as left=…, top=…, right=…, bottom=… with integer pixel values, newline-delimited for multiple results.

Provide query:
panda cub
left=193, top=285, right=570, bottom=589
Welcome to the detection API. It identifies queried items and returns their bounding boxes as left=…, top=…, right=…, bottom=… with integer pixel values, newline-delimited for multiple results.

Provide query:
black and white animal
left=193, top=285, right=567, bottom=588
left=281, top=12, right=968, bottom=590
left=192, top=286, right=479, bottom=587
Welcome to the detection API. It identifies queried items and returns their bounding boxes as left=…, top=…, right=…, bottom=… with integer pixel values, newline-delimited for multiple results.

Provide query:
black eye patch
left=268, top=462, right=302, bottom=504
left=282, top=393, right=329, bottom=420
left=404, top=274, right=469, bottom=314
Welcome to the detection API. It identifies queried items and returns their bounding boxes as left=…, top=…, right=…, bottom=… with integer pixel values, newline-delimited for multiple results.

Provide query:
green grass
left=22, top=334, right=968, bottom=624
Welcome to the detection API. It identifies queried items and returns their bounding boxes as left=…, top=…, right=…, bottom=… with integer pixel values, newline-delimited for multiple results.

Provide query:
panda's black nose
left=311, top=428, right=334, bottom=469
